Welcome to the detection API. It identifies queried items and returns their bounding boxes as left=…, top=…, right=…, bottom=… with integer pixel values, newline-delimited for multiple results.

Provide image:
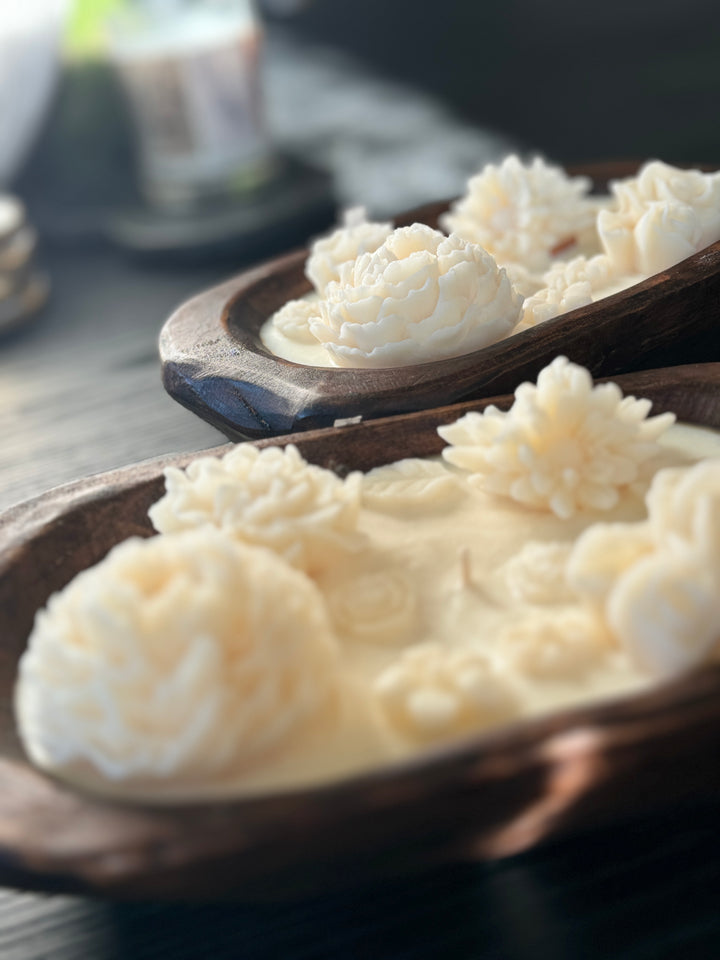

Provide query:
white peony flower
left=149, top=444, right=364, bottom=575
left=439, top=357, right=675, bottom=519
left=440, top=155, right=598, bottom=274
left=567, top=459, right=720, bottom=677
left=15, top=530, right=340, bottom=785
left=598, top=161, right=720, bottom=275
left=269, top=298, right=322, bottom=345
left=305, top=207, right=393, bottom=296
left=309, top=223, right=522, bottom=368
left=374, top=642, right=518, bottom=740
left=519, top=254, right=619, bottom=328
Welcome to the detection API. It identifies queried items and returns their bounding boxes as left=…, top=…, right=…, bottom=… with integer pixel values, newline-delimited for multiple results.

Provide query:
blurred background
left=7, top=0, right=720, bottom=255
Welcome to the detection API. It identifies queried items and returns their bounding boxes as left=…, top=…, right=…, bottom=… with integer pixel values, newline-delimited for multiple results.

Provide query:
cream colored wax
left=33, top=421, right=720, bottom=804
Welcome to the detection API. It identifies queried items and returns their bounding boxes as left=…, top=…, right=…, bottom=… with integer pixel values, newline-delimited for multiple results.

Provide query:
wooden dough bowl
left=1, top=363, right=720, bottom=900
left=160, top=161, right=720, bottom=440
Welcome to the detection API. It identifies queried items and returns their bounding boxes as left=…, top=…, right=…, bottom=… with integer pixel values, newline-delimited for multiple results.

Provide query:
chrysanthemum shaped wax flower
left=519, top=254, right=619, bottom=329
left=15, top=530, right=340, bottom=786
left=438, top=357, right=675, bottom=520
left=374, top=643, right=518, bottom=741
left=308, top=223, right=522, bottom=368
left=149, top=444, right=364, bottom=575
left=305, top=207, right=394, bottom=296
left=598, top=161, right=720, bottom=275
left=269, top=298, right=322, bottom=345
left=567, top=459, right=720, bottom=677
left=440, top=155, right=598, bottom=274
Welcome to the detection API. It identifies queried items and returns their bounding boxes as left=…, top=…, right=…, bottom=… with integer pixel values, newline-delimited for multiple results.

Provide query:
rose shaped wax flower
left=598, top=161, right=720, bottom=275
left=440, top=155, right=599, bottom=275
left=519, top=254, right=622, bottom=329
left=305, top=207, right=394, bottom=296
left=567, top=459, right=720, bottom=677
left=149, top=444, right=364, bottom=575
left=439, top=357, right=675, bottom=519
left=374, top=643, right=518, bottom=741
left=327, top=569, right=417, bottom=645
left=308, top=223, right=522, bottom=368
left=500, top=609, right=610, bottom=681
left=14, top=530, right=340, bottom=788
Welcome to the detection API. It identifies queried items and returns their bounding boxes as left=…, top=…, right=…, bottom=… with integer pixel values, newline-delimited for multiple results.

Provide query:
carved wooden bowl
left=1, top=364, right=720, bottom=900
left=160, top=161, right=720, bottom=440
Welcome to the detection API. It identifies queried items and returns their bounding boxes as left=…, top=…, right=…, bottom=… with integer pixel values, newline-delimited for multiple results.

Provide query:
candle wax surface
left=60, top=421, right=720, bottom=804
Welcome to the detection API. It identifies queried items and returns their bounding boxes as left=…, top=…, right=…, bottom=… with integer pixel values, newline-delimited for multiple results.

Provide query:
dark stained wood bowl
left=1, top=363, right=720, bottom=900
left=160, top=161, right=720, bottom=440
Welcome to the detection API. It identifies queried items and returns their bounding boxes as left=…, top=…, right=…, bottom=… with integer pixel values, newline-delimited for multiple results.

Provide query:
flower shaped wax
left=519, top=254, right=619, bottom=328
left=270, top=298, right=322, bottom=345
left=149, top=444, right=364, bottom=575
left=15, top=530, right=340, bottom=785
left=439, top=357, right=675, bottom=519
left=567, top=460, right=720, bottom=677
left=501, top=609, right=610, bottom=681
left=500, top=540, right=576, bottom=605
left=327, top=569, right=417, bottom=645
left=440, top=155, right=599, bottom=274
left=374, top=643, right=518, bottom=740
left=598, top=161, right=720, bottom=275
left=305, top=207, right=393, bottom=296
left=308, top=223, right=522, bottom=368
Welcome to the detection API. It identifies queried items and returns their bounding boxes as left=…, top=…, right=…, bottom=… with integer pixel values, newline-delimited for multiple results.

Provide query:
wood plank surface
left=0, top=248, right=225, bottom=513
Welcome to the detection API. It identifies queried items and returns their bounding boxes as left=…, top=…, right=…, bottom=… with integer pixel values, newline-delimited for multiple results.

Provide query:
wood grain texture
left=160, top=162, right=720, bottom=440
left=1, top=363, right=720, bottom=901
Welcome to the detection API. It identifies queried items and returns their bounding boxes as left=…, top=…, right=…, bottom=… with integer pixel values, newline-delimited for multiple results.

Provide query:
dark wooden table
left=1, top=241, right=720, bottom=957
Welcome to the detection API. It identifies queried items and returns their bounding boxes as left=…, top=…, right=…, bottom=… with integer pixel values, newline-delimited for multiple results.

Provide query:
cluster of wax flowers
left=309, top=223, right=522, bottom=367
left=271, top=158, right=720, bottom=362
left=439, top=357, right=675, bottom=520
left=14, top=444, right=371, bottom=789
left=15, top=529, right=340, bottom=787
left=598, top=161, right=720, bottom=276
left=566, top=458, right=720, bottom=679
left=270, top=216, right=522, bottom=365
left=519, top=161, right=720, bottom=327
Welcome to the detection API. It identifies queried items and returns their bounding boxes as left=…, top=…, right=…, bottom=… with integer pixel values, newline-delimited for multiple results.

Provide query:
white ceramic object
left=0, top=0, right=67, bottom=186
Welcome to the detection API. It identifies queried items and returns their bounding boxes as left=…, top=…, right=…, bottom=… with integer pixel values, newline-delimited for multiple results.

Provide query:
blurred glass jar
left=0, top=0, right=68, bottom=187
left=107, top=0, right=272, bottom=208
